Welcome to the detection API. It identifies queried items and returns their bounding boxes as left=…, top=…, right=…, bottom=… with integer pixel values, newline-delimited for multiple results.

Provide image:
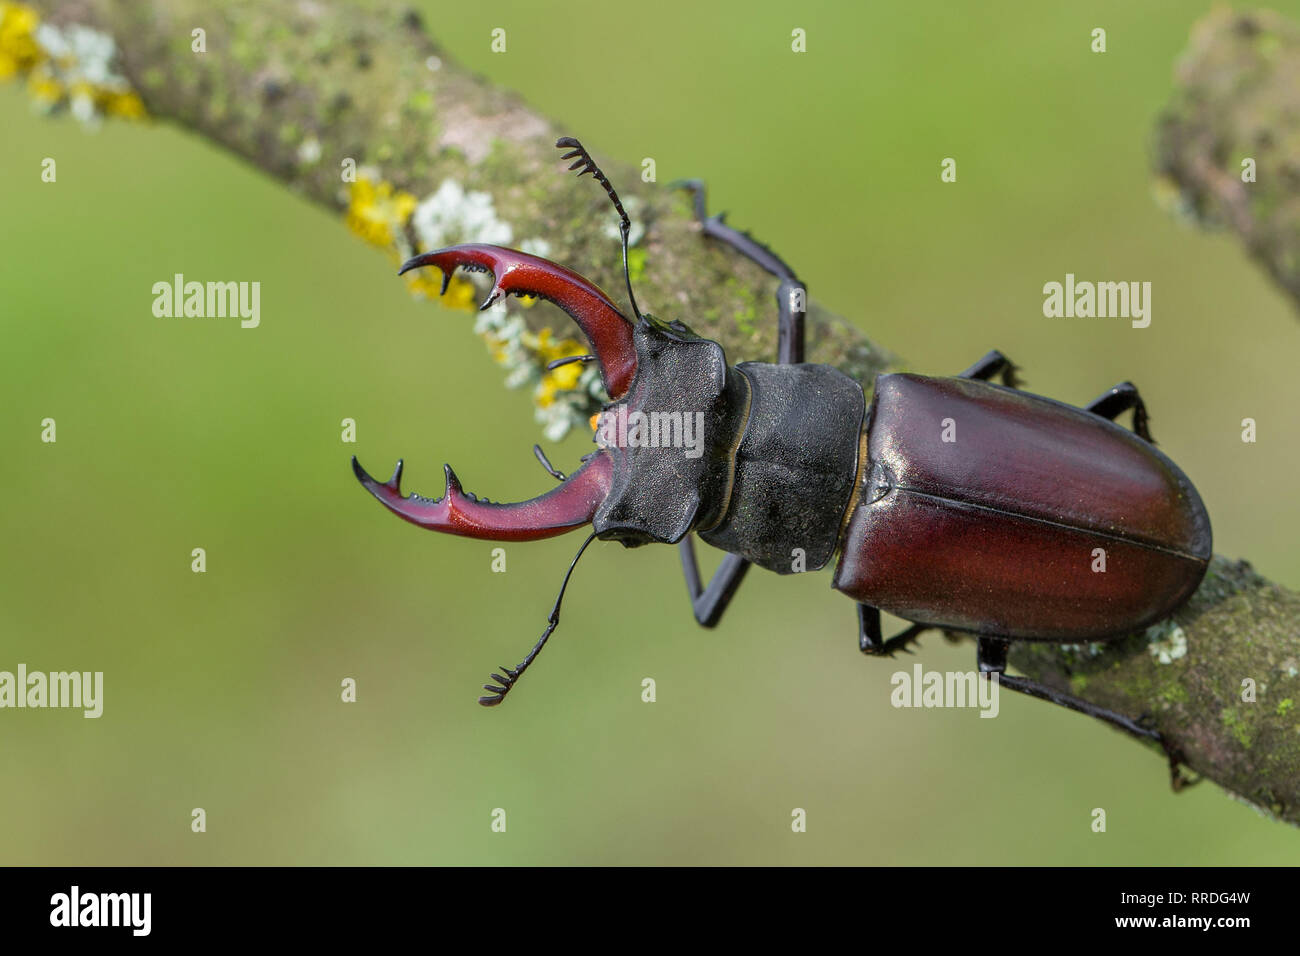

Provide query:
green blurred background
left=3, top=0, right=1299, bottom=864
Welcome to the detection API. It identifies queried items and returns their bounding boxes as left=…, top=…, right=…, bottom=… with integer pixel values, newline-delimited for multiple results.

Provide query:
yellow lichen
left=24, top=61, right=59, bottom=103
left=345, top=176, right=418, bottom=251
left=0, top=4, right=147, bottom=123
left=400, top=266, right=479, bottom=309
left=0, top=3, right=41, bottom=80
left=524, top=328, right=590, bottom=408
left=103, top=88, right=145, bottom=118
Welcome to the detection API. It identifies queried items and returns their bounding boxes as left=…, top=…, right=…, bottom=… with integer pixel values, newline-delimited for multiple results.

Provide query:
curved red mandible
left=400, top=244, right=638, bottom=399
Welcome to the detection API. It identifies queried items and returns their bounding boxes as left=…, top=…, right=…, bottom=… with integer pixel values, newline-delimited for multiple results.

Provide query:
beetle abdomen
left=832, top=374, right=1212, bottom=640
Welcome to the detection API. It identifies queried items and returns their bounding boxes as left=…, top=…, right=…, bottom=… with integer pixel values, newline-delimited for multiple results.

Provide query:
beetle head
left=590, top=315, right=745, bottom=546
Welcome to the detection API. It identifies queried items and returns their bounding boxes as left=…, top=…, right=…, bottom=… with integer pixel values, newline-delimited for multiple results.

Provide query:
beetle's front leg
left=672, top=179, right=807, bottom=364
left=857, top=605, right=930, bottom=656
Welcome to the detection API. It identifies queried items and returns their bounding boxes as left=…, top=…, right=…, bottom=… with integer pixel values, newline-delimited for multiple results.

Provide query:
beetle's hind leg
left=959, top=349, right=1022, bottom=388
left=858, top=605, right=931, bottom=656
left=1086, top=381, right=1155, bottom=443
left=976, top=637, right=1198, bottom=791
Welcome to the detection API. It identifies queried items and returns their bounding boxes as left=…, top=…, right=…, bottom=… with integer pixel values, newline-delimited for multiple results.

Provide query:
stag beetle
left=352, top=138, right=1211, bottom=772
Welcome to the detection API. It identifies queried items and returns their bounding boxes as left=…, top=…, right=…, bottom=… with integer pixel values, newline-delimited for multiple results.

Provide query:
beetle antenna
left=556, top=136, right=644, bottom=322
left=478, top=531, right=599, bottom=706
left=532, top=443, right=567, bottom=481
left=546, top=353, right=595, bottom=371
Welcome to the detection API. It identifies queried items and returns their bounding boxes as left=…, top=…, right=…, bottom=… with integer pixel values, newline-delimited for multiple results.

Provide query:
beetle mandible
left=352, top=138, right=1211, bottom=776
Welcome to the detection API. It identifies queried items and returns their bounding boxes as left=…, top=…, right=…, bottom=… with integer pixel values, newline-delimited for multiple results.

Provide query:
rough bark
left=1154, top=6, right=1300, bottom=312
left=25, top=0, right=1300, bottom=824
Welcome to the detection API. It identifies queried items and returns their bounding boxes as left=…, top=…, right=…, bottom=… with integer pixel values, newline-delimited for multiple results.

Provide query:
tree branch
left=1154, top=7, right=1300, bottom=313
left=24, top=0, right=1300, bottom=823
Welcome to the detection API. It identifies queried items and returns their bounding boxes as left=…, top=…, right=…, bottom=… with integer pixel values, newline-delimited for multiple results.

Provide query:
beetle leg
left=669, top=179, right=813, bottom=619
left=959, top=349, right=1022, bottom=388
left=857, top=605, right=931, bottom=656
left=672, top=179, right=806, bottom=364
left=1086, top=381, right=1155, bottom=444
left=678, top=543, right=751, bottom=628
left=976, top=637, right=1198, bottom=791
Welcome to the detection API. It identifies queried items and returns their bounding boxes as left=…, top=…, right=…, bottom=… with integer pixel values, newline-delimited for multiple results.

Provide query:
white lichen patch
left=297, top=136, right=322, bottom=165
left=1147, top=621, right=1188, bottom=664
left=25, top=18, right=144, bottom=125
left=412, top=179, right=512, bottom=250
left=474, top=304, right=534, bottom=389
left=1057, top=641, right=1105, bottom=659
